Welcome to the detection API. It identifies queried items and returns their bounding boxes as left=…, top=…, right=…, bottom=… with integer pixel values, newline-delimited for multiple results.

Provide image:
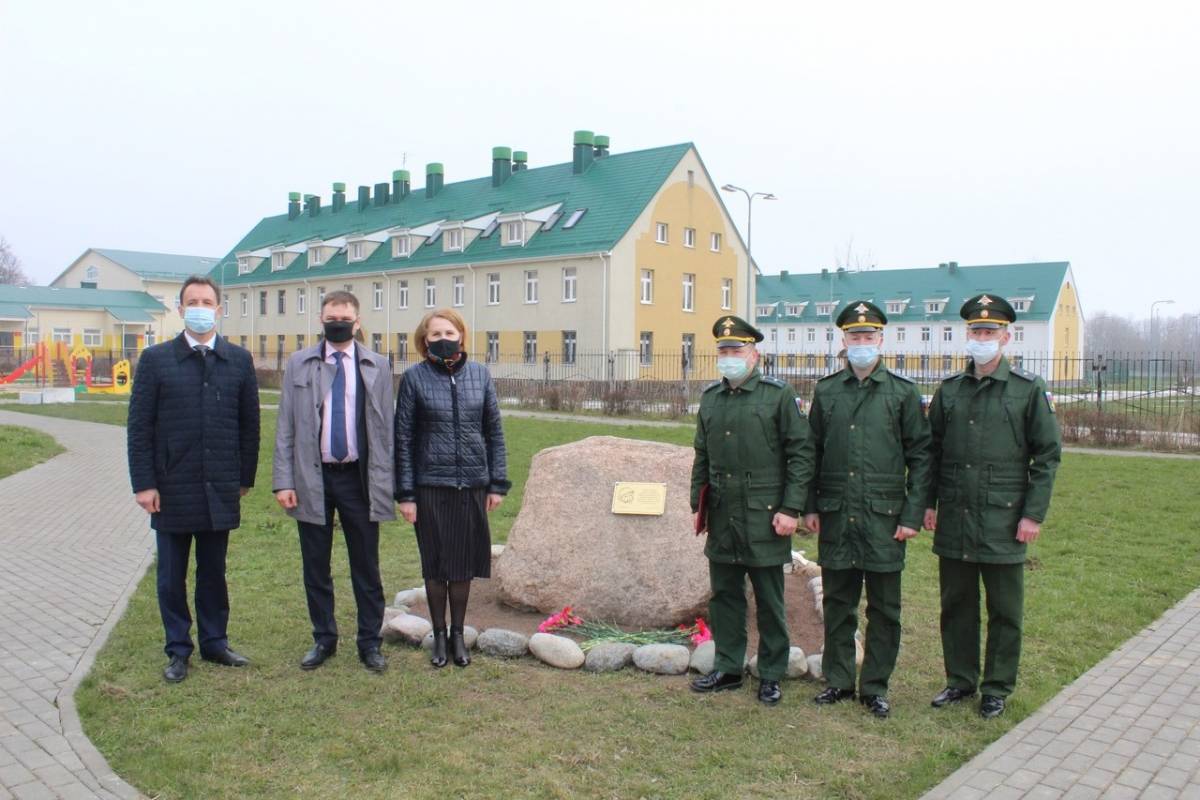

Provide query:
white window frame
left=925, top=300, right=946, bottom=314
left=721, top=278, right=732, bottom=310
left=523, top=331, right=537, bottom=364
left=26, top=328, right=40, bottom=345
left=396, top=280, right=408, bottom=309
left=52, top=327, right=71, bottom=343
left=424, top=278, right=436, bottom=308
left=562, top=330, right=577, bottom=364
left=222, top=294, right=230, bottom=318
left=373, top=282, right=384, bottom=311
left=240, top=292, right=248, bottom=317
left=486, top=331, right=499, bottom=363
left=443, top=227, right=464, bottom=252
left=562, top=267, right=577, bottom=303
left=639, top=331, right=653, bottom=366
left=350, top=242, right=365, bottom=262
left=487, top=273, right=500, bottom=305
left=503, top=220, right=524, bottom=247
left=681, top=273, right=695, bottom=312
left=392, top=236, right=411, bottom=258
left=1013, top=326, right=1025, bottom=342
left=641, top=269, right=654, bottom=304
left=272, top=251, right=286, bottom=271
left=896, top=327, right=906, bottom=342
left=655, top=222, right=668, bottom=244
left=942, top=327, right=953, bottom=342
left=806, top=328, right=815, bottom=343
left=710, top=232, right=722, bottom=252
left=921, top=326, right=931, bottom=342
left=82, top=328, right=101, bottom=347
left=787, top=328, right=796, bottom=342
left=309, top=246, right=323, bottom=267
left=524, top=270, right=539, bottom=304
left=886, top=301, right=907, bottom=314
left=452, top=275, right=465, bottom=308
left=683, top=227, right=696, bottom=248
left=277, top=289, right=286, bottom=315
left=297, top=288, right=306, bottom=315
left=238, top=257, right=249, bottom=274
left=85, top=265, right=99, bottom=281
left=756, top=305, right=774, bottom=317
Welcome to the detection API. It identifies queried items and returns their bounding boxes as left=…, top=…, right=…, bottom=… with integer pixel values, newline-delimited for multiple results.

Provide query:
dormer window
left=271, top=251, right=286, bottom=271
left=886, top=300, right=909, bottom=315
left=756, top=304, right=775, bottom=317
left=349, top=242, right=364, bottom=262
left=443, top=227, right=464, bottom=252
left=784, top=303, right=806, bottom=316
left=815, top=302, right=835, bottom=316
left=85, top=265, right=99, bottom=281
left=308, top=244, right=324, bottom=267
left=391, top=231, right=412, bottom=258
left=1009, top=296, right=1034, bottom=312
left=503, top=220, right=524, bottom=246
left=237, top=257, right=249, bottom=274
left=924, top=299, right=947, bottom=314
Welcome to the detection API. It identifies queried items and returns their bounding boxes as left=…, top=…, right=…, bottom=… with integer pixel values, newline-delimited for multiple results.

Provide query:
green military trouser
left=709, top=561, right=789, bottom=681
left=822, top=567, right=901, bottom=697
left=939, top=558, right=1024, bottom=697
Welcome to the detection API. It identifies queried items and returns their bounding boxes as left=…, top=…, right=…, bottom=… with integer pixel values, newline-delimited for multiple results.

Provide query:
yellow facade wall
left=1051, top=280, right=1083, bottom=381
left=632, top=179, right=738, bottom=376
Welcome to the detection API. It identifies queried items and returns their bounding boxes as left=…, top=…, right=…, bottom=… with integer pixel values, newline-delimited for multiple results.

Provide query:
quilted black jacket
left=393, top=357, right=509, bottom=499
left=127, top=334, right=260, bottom=533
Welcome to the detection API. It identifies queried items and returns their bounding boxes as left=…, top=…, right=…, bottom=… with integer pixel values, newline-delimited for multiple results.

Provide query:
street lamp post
left=1150, top=299, right=1174, bottom=356
left=721, top=184, right=776, bottom=321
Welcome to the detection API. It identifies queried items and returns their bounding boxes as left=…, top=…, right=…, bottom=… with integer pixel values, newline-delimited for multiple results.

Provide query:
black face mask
left=427, top=338, right=461, bottom=360
left=323, top=320, right=355, bottom=343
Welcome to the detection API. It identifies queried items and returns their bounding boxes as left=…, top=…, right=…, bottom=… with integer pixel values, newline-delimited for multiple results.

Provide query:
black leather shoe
left=758, top=680, right=782, bottom=706
left=861, top=694, right=891, bottom=718
left=690, top=670, right=744, bottom=693
left=360, top=647, right=387, bottom=673
left=300, top=643, right=336, bottom=670
left=201, top=647, right=250, bottom=667
left=980, top=695, right=1006, bottom=719
left=931, top=686, right=977, bottom=708
left=430, top=628, right=448, bottom=669
left=813, top=686, right=855, bottom=705
left=450, top=627, right=470, bottom=667
left=163, top=655, right=189, bottom=683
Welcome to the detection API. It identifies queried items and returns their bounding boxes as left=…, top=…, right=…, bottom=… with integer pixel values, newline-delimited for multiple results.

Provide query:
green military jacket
left=926, top=356, right=1062, bottom=564
left=805, top=361, right=932, bottom=572
left=690, top=368, right=815, bottom=567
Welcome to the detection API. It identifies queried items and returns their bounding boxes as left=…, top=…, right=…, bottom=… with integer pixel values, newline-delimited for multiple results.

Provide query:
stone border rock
left=379, top=547, right=867, bottom=681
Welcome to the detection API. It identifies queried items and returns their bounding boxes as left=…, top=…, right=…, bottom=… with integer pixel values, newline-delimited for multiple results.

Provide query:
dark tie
left=194, top=344, right=209, bottom=357
left=331, top=352, right=348, bottom=461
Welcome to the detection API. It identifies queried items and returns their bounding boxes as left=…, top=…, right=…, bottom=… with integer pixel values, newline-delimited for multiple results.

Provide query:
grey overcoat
left=273, top=342, right=397, bottom=524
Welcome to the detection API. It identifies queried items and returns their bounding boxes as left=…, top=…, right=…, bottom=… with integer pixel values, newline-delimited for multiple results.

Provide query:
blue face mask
left=846, top=344, right=880, bottom=369
left=183, top=306, right=216, bottom=334
left=966, top=339, right=1000, bottom=363
left=717, top=356, right=750, bottom=382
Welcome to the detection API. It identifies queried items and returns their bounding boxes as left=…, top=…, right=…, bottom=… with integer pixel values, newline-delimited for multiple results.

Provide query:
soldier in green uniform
left=689, top=315, right=815, bottom=706
left=803, top=300, right=932, bottom=718
left=924, top=294, right=1061, bottom=719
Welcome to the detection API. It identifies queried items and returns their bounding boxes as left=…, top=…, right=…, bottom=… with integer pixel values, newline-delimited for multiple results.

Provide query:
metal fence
left=3, top=344, right=1196, bottom=451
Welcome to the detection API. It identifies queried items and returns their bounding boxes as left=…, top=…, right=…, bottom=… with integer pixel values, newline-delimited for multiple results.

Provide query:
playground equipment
left=0, top=342, right=132, bottom=394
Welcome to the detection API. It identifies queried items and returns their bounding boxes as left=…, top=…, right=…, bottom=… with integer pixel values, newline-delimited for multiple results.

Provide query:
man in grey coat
left=273, top=291, right=396, bottom=672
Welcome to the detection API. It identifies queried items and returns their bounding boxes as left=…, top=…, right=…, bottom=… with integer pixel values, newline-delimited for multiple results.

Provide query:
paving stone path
left=924, top=588, right=1200, bottom=799
left=0, top=411, right=147, bottom=799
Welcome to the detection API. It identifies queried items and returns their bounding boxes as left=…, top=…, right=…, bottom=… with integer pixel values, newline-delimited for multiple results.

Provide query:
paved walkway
left=0, top=411, right=148, bottom=800
left=924, top=588, right=1200, bottom=799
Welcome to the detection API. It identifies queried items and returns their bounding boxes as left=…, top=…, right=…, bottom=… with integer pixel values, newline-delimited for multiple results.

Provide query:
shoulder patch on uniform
left=761, top=375, right=787, bottom=387
left=888, top=369, right=917, bottom=384
left=1010, top=366, right=1037, bottom=381
left=795, top=396, right=808, bottom=417
left=702, top=380, right=724, bottom=394
left=1044, top=390, right=1056, bottom=413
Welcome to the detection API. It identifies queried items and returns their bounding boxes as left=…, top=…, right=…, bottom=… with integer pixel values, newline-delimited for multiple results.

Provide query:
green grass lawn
left=8, top=403, right=1199, bottom=799
left=0, top=424, right=64, bottom=478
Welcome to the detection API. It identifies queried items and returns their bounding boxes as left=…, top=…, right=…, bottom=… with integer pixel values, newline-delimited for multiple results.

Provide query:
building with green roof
left=753, top=260, right=1083, bottom=381
left=209, top=130, right=751, bottom=377
left=0, top=284, right=170, bottom=356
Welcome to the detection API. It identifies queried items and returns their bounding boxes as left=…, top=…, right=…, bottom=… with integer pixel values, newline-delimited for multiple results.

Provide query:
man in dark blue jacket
left=127, top=276, right=260, bottom=683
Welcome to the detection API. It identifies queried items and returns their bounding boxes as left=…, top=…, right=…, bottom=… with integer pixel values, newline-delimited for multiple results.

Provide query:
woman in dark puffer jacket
left=394, top=308, right=510, bottom=668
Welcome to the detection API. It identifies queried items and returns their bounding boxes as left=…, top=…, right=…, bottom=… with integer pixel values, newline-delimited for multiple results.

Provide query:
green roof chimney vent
left=392, top=169, right=411, bottom=201
left=492, top=146, right=513, bottom=187
left=513, top=150, right=528, bottom=171
left=573, top=130, right=596, bottom=174
left=426, top=163, right=445, bottom=198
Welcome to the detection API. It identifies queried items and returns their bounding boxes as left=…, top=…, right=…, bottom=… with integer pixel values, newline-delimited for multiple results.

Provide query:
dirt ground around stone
left=404, top=563, right=824, bottom=655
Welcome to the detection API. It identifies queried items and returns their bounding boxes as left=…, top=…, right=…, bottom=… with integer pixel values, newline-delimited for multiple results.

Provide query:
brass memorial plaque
left=611, top=482, right=668, bottom=516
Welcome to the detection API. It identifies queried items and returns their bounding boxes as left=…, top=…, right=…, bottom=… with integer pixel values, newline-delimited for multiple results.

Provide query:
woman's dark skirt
left=413, top=486, right=492, bottom=581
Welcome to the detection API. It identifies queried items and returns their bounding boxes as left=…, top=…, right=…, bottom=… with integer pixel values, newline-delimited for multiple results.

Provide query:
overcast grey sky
left=2, top=0, right=1197, bottom=318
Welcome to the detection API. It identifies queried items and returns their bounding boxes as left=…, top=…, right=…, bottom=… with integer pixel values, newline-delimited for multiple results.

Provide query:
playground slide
left=0, top=351, right=40, bottom=384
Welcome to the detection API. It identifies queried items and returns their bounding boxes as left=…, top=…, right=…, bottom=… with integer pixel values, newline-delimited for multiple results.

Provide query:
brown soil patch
left=404, top=561, right=824, bottom=655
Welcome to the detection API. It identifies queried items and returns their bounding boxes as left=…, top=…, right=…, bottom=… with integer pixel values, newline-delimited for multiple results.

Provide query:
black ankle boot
left=450, top=626, right=470, bottom=667
left=430, top=627, right=448, bottom=668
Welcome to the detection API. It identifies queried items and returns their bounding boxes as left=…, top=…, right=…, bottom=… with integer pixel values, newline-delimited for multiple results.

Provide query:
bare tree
left=833, top=236, right=877, bottom=272
left=0, top=237, right=30, bottom=286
